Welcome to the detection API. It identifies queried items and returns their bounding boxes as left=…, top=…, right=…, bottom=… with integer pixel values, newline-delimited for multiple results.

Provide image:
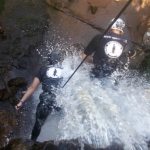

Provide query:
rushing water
left=44, top=51, right=150, bottom=150
left=27, top=7, right=150, bottom=149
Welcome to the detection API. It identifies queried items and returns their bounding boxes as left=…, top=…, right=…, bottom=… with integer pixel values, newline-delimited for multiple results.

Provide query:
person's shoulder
left=91, top=33, right=102, bottom=41
left=35, top=65, right=53, bottom=79
left=36, top=65, right=50, bottom=74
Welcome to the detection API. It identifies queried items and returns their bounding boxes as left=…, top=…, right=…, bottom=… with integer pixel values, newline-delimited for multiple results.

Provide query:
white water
left=33, top=9, right=150, bottom=148
left=51, top=51, right=150, bottom=150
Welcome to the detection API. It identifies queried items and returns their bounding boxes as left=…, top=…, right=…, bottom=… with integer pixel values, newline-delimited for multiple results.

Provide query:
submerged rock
left=0, top=138, right=124, bottom=150
left=0, top=77, right=27, bottom=105
left=8, top=77, right=27, bottom=88
left=0, top=111, right=18, bottom=148
left=0, top=86, right=18, bottom=101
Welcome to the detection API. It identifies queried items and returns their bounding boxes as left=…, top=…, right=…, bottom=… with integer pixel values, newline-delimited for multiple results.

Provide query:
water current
left=30, top=7, right=150, bottom=149
left=48, top=51, right=150, bottom=150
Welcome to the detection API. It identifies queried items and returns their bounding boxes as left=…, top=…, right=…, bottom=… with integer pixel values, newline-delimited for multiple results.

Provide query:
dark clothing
left=35, top=65, right=63, bottom=92
left=31, top=65, right=63, bottom=141
left=84, top=32, right=134, bottom=77
left=31, top=92, right=61, bottom=141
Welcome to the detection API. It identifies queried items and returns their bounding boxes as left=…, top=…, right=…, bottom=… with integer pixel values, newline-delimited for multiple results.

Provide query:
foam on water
left=54, top=52, right=150, bottom=150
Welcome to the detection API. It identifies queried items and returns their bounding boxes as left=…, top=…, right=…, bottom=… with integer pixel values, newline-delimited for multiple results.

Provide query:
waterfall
left=53, top=51, right=150, bottom=150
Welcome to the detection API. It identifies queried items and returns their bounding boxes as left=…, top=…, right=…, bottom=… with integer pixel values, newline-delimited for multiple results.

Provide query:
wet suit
left=31, top=65, right=63, bottom=141
left=84, top=32, right=135, bottom=78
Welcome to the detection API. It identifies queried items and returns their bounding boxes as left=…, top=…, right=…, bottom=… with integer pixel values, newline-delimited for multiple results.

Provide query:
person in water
left=15, top=51, right=63, bottom=141
left=82, top=18, right=136, bottom=77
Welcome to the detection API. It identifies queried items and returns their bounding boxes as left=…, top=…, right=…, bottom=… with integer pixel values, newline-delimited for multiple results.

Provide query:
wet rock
left=0, top=89, right=8, bottom=101
left=0, top=54, right=13, bottom=71
left=89, top=5, right=98, bottom=14
left=45, top=0, right=64, bottom=9
left=0, top=86, right=18, bottom=101
left=86, top=0, right=111, bottom=8
left=8, top=97, right=19, bottom=106
left=55, top=2, right=65, bottom=9
left=58, top=140, right=81, bottom=150
left=0, top=77, right=26, bottom=105
left=0, top=111, right=17, bottom=148
left=0, top=138, right=127, bottom=150
left=0, top=0, right=49, bottom=74
left=0, top=138, right=33, bottom=150
left=0, top=27, right=6, bottom=41
left=8, top=77, right=27, bottom=88
left=1, top=139, right=56, bottom=150
left=68, top=0, right=78, bottom=2
left=32, top=141, right=56, bottom=150
left=42, top=142, right=57, bottom=150
left=17, top=50, right=40, bottom=70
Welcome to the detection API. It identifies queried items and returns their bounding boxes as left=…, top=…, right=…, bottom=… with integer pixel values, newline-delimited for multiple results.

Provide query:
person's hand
left=15, top=101, right=23, bottom=110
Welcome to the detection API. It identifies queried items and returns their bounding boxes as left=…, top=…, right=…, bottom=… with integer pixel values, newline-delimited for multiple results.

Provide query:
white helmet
left=110, top=18, right=125, bottom=33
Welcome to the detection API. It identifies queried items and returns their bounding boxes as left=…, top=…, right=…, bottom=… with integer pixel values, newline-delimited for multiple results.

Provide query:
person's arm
left=125, top=40, right=136, bottom=59
left=15, top=77, right=40, bottom=110
left=130, top=50, right=136, bottom=59
left=82, top=53, right=93, bottom=63
left=82, top=34, right=100, bottom=63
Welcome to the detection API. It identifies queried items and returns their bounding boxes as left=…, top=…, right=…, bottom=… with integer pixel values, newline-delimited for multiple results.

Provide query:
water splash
left=54, top=52, right=150, bottom=150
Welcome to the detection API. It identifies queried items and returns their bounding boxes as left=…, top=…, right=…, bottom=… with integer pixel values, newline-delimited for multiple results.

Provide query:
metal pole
left=62, top=55, right=88, bottom=88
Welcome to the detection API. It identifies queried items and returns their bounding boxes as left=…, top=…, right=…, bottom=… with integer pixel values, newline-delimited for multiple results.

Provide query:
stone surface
left=0, top=138, right=125, bottom=150
left=87, top=0, right=112, bottom=7
left=0, top=86, right=18, bottom=101
left=0, top=0, right=49, bottom=74
left=0, top=77, right=27, bottom=105
left=0, top=111, right=18, bottom=148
